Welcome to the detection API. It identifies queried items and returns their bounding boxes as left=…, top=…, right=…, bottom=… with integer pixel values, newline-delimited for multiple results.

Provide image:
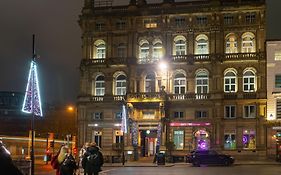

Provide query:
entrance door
left=194, top=129, right=210, bottom=150
left=140, top=130, right=157, bottom=157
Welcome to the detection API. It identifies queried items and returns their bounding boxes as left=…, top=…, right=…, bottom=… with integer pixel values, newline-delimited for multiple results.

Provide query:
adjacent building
left=78, top=0, right=267, bottom=161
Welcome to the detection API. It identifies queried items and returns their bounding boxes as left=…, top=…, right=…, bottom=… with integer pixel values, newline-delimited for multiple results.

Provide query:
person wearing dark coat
left=82, top=142, right=104, bottom=175
left=0, top=141, right=23, bottom=175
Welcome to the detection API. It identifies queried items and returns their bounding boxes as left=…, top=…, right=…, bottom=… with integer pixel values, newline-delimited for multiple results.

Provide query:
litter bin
left=157, top=153, right=165, bottom=165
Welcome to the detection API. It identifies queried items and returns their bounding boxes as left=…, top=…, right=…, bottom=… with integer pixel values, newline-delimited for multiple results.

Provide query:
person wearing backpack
left=82, top=142, right=103, bottom=175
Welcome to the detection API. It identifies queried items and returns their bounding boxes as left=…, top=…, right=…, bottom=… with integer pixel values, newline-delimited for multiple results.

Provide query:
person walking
left=82, top=142, right=103, bottom=175
left=51, top=145, right=69, bottom=175
left=59, top=147, right=77, bottom=175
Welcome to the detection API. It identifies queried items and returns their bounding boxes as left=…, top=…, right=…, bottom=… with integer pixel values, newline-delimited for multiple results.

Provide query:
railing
left=223, top=53, right=258, bottom=61
left=168, top=93, right=210, bottom=100
left=127, top=92, right=164, bottom=100
left=243, top=92, right=257, bottom=99
left=224, top=93, right=237, bottom=99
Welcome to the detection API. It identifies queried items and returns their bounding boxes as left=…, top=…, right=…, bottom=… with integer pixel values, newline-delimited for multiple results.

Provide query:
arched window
left=94, top=75, right=105, bottom=96
left=139, top=40, right=149, bottom=63
left=195, top=34, right=209, bottom=54
left=243, top=70, right=256, bottom=92
left=94, top=40, right=106, bottom=59
left=195, top=71, right=208, bottom=94
left=173, top=36, right=186, bottom=55
left=152, top=41, right=163, bottom=61
left=224, top=70, right=237, bottom=92
left=116, top=75, right=127, bottom=95
left=225, top=33, right=238, bottom=53
left=145, top=74, right=156, bottom=92
left=242, top=32, right=256, bottom=53
left=174, top=73, right=186, bottom=94
left=117, top=43, right=126, bottom=57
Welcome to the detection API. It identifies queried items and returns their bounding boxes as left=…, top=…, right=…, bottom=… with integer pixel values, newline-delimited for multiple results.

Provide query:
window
left=196, top=16, right=207, bottom=25
left=224, top=131, right=236, bottom=149
left=93, top=131, right=102, bottom=148
left=195, top=111, right=207, bottom=118
left=152, top=42, right=163, bottom=61
left=114, top=130, right=123, bottom=144
left=224, top=71, right=237, bottom=92
left=225, top=34, right=237, bottom=53
left=145, top=74, right=156, bottom=92
left=243, top=70, right=256, bottom=92
left=174, top=111, right=184, bottom=119
left=92, top=112, right=103, bottom=120
left=144, top=19, right=157, bottom=28
left=195, top=34, right=209, bottom=54
left=224, top=15, right=234, bottom=25
left=242, top=32, right=255, bottom=53
left=275, top=51, right=281, bottom=61
left=95, top=75, right=105, bottom=96
left=97, top=44, right=106, bottom=58
left=224, top=105, right=236, bottom=118
left=95, top=22, right=105, bottom=31
left=196, top=71, right=208, bottom=94
left=139, top=41, right=149, bottom=63
left=143, top=111, right=155, bottom=119
left=245, top=12, right=256, bottom=24
left=275, top=75, right=281, bottom=88
left=115, top=112, right=122, bottom=120
left=116, top=20, right=126, bottom=30
left=276, top=99, right=281, bottom=119
left=243, top=105, right=256, bottom=118
left=117, top=43, right=126, bottom=57
left=175, top=17, right=186, bottom=27
left=174, top=73, right=186, bottom=94
left=243, top=129, right=256, bottom=149
left=116, top=75, right=126, bottom=95
left=173, top=130, right=184, bottom=150
left=173, top=36, right=186, bottom=56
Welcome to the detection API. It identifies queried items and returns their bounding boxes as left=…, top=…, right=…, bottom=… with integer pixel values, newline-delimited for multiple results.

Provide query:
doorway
left=140, top=129, right=157, bottom=157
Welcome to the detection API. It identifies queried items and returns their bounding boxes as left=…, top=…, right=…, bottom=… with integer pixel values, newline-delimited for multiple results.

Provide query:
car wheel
left=193, top=160, right=200, bottom=167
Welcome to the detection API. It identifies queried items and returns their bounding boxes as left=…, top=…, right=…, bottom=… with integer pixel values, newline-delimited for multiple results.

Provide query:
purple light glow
left=197, top=140, right=208, bottom=150
left=243, top=136, right=248, bottom=144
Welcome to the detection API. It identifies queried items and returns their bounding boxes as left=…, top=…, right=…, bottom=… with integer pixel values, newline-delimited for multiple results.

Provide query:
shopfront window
left=243, top=129, right=256, bottom=149
left=173, top=130, right=184, bottom=150
left=224, top=132, right=236, bottom=149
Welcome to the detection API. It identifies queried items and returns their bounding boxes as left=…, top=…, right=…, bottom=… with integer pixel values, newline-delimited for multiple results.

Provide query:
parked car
left=188, top=150, right=234, bottom=166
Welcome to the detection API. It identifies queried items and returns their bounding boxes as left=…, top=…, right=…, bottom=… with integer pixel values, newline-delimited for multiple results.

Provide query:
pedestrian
left=82, top=142, right=104, bottom=175
left=79, top=142, right=90, bottom=175
left=0, top=141, right=23, bottom=175
left=51, top=145, right=68, bottom=175
left=59, top=147, right=77, bottom=175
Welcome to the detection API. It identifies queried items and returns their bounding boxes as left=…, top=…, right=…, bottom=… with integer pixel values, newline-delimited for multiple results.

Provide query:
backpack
left=60, top=155, right=77, bottom=173
left=87, top=153, right=99, bottom=166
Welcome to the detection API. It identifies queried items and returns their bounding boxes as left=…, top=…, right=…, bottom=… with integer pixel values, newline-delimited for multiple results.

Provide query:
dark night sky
left=0, top=0, right=280, bottom=106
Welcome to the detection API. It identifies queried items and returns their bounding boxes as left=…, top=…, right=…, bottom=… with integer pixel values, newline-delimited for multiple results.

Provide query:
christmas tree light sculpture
left=22, top=60, right=43, bottom=117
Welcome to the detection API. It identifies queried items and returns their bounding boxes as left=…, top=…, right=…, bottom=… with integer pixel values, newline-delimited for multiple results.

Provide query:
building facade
left=78, top=0, right=267, bottom=161
left=266, top=40, right=281, bottom=159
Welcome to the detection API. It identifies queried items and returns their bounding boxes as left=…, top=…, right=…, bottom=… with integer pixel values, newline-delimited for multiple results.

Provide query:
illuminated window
left=173, top=35, right=186, bottom=56
left=93, top=40, right=106, bottom=59
left=145, top=74, right=156, bottom=92
left=152, top=42, right=163, bottom=61
left=224, top=131, right=236, bottom=149
left=275, top=51, right=281, bottom=61
left=139, top=40, right=149, bottom=63
left=224, top=105, right=236, bottom=118
left=224, top=70, right=237, bottom=92
left=242, top=32, right=255, bottom=53
left=95, top=75, right=105, bottom=96
left=195, top=34, right=209, bottom=54
left=95, top=22, right=105, bottom=31
left=243, top=105, right=256, bottom=118
left=225, top=33, right=238, bottom=53
left=114, top=130, right=123, bottom=144
left=116, top=20, right=126, bottom=30
left=275, top=75, right=281, bottom=88
left=173, top=130, right=184, bottom=150
left=144, top=19, right=157, bottom=28
left=174, top=73, right=186, bottom=94
left=115, top=75, right=126, bottom=95
left=93, top=131, right=102, bottom=148
left=243, top=129, right=256, bottom=149
left=195, top=70, right=208, bottom=94
left=243, top=70, right=256, bottom=92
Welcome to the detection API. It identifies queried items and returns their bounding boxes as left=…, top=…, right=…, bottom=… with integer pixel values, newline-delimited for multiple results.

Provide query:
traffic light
left=73, top=147, right=77, bottom=155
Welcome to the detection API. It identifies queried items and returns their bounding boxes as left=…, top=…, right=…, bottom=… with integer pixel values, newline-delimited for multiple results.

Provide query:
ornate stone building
left=78, top=0, right=267, bottom=161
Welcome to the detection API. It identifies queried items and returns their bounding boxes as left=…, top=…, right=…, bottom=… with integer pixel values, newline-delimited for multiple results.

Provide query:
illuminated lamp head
left=197, top=140, right=208, bottom=150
